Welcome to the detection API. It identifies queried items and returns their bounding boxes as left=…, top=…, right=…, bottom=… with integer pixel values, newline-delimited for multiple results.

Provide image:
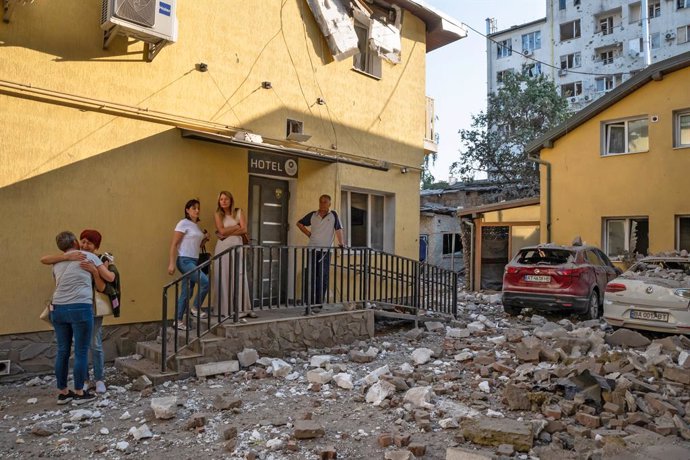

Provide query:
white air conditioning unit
left=583, top=95, right=591, bottom=101
left=558, top=69, right=568, bottom=77
left=522, top=49, right=533, bottom=56
left=569, top=96, right=581, bottom=103
left=101, top=0, right=178, bottom=45
left=665, top=32, right=676, bottom=41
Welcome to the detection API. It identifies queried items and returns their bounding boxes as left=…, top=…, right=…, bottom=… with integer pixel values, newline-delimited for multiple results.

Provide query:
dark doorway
left=480, top=226, right=509, bottom=290
left=248, top=176, right=290, bottom=306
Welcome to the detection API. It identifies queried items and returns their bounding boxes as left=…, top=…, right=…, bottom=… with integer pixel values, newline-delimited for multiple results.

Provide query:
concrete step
left=114, top=356, right=179, bottom=386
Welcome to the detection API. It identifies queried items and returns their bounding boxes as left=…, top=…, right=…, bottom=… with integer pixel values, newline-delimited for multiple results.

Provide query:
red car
left=502, top=244, right=620, bottom=319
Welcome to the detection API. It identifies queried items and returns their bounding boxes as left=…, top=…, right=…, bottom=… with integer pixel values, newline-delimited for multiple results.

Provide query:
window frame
left=560, top=52, right=581, bottom=69
left=523, top=62, right=542, bottom=78
left=678, top=0, right=690, bottom=10
left=340, top=189, right=386, bottom=250
left=674, top=109, right=690, bottom=148
left=521, top=31, right=541, bottom=52
left=676, top=216, right=690, bottom=251
left=601, top=116, right=650, bottom=156
left=497, top=39, right=512, bottom=58
left=496, top=69, right=513, bottom=84
left=649, top=1, right=661, bottom=18
left=599, top=16, right=614, bottom=35
left=352, top=14, right=382, bottom=79
left=650, top=32, right=661, bottom=49
left=560, top=19, right=581, bottom=41
left=442, top=233, right=463, bottom=256
left=678, top=25, right=689, bottom=44
left=604, top=217, right=650, bottom=260
left=595, top=76, right=614, bottom=92
left=560, top=81, right=583, bottom=98
left=600, top=49, right=615, bottom=64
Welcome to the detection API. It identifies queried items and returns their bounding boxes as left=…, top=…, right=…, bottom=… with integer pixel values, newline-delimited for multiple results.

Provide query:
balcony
left=424, top=96, right=438, bottom=154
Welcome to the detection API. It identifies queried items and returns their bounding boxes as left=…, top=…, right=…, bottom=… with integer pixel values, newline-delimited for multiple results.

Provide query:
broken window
left=442, top=233, right=462, bottom=255
left=560, top=52, right=581, bottom=69
left=521, top=31, right=541, bottom=52
left=353, top=16, right=382, bottom=78
left=574, top=0, right=581, bottom=6
left=497, top=39, right=512, bottom=58
left=679, top=0, right=690, bottom=10
left=599, top=17, right=614, bottom=35
left=559, top=0, right=566, bottom=10
left=596, top=77, right=614, bottom=92
left=650, top=32, right=661, bottom=49
left=605, top=218, right=649, bottom=259
left=523, top=62, right=542, bottom=78
left=649, top=1, right=661, bottom=18
left=560, top=19, right=581, bottom=40
left=496, top=69, right=513, bottom=84
left=603, top=117, right=649, bottom=155
left=677, top=217, right=690, bottom=252
left=340, top=190, right=385, bottom=250
left=629, top=3, right=641, bottom=23
left=675, top=110, right=690, bottom=147
left=560, top=81, right=582, bottom=98
left=600, top=50, right=615, bottom=64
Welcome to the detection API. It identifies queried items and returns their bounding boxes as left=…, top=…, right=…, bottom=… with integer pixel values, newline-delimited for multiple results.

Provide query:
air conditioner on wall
left=665, top=32, right=676, bottom=41
left=569, top=96, right=581, bottom=103
left=101, top=0, right=178, bottom=45
left=522, top=49, right=533, bottom=56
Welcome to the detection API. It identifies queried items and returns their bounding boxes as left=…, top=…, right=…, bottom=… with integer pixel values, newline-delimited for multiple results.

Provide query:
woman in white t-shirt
left=168, top=199, right=209, bottom=330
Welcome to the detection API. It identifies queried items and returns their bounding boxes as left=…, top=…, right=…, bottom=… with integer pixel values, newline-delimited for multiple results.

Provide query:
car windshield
left=516, top=248, right=573, bottom=265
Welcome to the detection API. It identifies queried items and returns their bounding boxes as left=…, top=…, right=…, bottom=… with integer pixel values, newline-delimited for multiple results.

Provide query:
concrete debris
left=605, top=328, right=652, bottom=348
left=3, top=289, right=690, bottom=458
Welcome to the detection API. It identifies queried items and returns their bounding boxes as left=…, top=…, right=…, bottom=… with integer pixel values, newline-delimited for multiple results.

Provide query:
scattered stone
left=462, top=417, right=533, bottom=452
left=408, top=442, right=426, bottom=457
left=447, top=327, right=471, bottom=338
left=320, top=446, right=337, bottom=459
left=403, top=386, right=435, bottom=409
left=503, top=384, right=530, bottom=411
left=223, top=426, right=238, bottom=440
left=478, top=381, right=490, bottom=394
left=307, top=368, right=334, bottom=384
left=131, top=375, right=152, bottom=391
left=333, top=372, right=354, bottom=389
left=128, top=423, right=153, bottom=440
left=445, top=447, right=492, bottom=459
left=425, top=321, right=445, bottom=332
left=384, top=450, right=413, bottom=460
left=150, top=397, right=177, bottom=420
left=185, top=413, right=207, bottom=430
left=293, top=420, right=325, bottom=439
left=663, top=366, right=690, bottom=385
left=366, top=380, right=396, bottom=406
left=575, top=412, right=601, bottom=429
left=411, top=348, right=434, bottom=365
left=363, top=365, right=390, bottom=386
left=455, top=351, right=473, bottom=362
left=31, top=423, right=56, bottom=437
left=378, top=432, right=394, bottom=447
left=496, top=443, right=514, bottom=456
left=213, top=395, right=242, bottom=411
left=195, top=360, right=239, bottom=377
left=266, top=437, right=285, bottom=450
left=237, top=348, right=260, bottom=368
left=605, top=329, right=651, bottom=348
left=271, top=359, right=293, bottom=377
left=116, top=441, right=130, bottom=452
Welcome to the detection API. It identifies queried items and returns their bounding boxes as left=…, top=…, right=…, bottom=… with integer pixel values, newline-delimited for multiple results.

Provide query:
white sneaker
left=95, top=381, right=106, bottom=394
left=83, top=382, right=89, bottom=391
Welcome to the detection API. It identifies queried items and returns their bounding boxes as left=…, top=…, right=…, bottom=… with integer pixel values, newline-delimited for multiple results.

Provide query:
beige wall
left=539, top=67, right=690, bottom=253
left=0, top=0, right=429, bottom=334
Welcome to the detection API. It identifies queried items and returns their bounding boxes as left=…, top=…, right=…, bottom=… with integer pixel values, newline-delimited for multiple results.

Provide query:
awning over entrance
left=179, top=129, right=389, bottom=171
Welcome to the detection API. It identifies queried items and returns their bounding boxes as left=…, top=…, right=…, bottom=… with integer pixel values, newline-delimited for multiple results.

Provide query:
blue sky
left=424, top=0, right=545, bottom=183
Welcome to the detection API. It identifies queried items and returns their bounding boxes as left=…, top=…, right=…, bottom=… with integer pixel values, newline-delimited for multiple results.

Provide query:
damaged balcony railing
left=160, top=245, right=458, bottom=372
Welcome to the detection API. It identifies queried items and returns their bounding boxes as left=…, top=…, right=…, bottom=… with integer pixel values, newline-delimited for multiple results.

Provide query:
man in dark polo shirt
left=297, top=194, right=344, bottom=311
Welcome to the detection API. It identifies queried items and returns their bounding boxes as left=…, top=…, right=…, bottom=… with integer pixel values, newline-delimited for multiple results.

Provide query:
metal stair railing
left=160, top=245, right=458, bottom=372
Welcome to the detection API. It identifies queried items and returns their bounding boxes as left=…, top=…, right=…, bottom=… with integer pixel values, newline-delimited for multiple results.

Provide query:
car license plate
left=524, top=275, right=550, bottom=283
left=630, top=310, right=669, bottom=322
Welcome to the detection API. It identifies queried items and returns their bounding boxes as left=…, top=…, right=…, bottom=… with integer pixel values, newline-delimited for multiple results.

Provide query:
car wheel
left=503, top=304, right=521, bottom=316
left=583, top=290, right=600, bottom=320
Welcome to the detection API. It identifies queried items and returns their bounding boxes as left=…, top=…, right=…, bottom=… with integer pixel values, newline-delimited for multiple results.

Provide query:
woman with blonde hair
left=213, top=191, right=255, bottom=319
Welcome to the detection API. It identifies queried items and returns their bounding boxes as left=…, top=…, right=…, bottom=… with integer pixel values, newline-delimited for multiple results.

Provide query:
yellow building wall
left=0, top=0, right=429, bottom=334
left=482, top=204, right=541, bottom=223
left=538, top=67, right=690, bottom=254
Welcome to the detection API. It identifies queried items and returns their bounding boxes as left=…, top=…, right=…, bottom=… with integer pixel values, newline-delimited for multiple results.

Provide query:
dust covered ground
left=1, top=293, right=690, bottom=459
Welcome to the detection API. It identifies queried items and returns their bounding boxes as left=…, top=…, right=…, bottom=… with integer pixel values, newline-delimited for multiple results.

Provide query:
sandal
left=176, top=322, right=188, bottom=331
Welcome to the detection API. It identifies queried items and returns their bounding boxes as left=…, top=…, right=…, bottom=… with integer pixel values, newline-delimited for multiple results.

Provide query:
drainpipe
left=528, top=156, right=551, bottom=243
left=462, top=219, right=475, bottom=291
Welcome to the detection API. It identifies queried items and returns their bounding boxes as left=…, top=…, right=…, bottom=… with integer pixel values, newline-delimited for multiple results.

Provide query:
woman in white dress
left=213, top=191, right=255, bottom=319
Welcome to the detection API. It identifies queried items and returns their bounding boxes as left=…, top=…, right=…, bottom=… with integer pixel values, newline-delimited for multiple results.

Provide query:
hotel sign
left=248, top=151, right=298, bottom=178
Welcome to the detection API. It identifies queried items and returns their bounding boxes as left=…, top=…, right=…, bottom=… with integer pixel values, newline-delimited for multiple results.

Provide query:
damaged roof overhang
left=526, top=50, right=690, bottom=156
left=457, top=197, right=541, bottom=218
left=387, top=0, right=467, bottom=51
left=179, top=128, right=390, bottom=171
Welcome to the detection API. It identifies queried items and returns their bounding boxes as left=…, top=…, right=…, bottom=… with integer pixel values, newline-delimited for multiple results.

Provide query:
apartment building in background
left=487, top=0, right=690, bottom=110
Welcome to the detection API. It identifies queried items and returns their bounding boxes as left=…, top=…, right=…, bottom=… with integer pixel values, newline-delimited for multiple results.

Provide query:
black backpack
left=100, top=253, right=122, bottom=318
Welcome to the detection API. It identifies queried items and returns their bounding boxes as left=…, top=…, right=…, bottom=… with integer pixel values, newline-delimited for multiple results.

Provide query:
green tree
left=420, top=152, right=437, bottom=189
left=453, top=70, right=569, bottom=190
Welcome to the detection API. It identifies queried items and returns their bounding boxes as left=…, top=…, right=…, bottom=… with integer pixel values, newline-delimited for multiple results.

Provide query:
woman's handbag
left=94, top=291, right=114, bottom=317
left=198, top=245, right=211, bottom=274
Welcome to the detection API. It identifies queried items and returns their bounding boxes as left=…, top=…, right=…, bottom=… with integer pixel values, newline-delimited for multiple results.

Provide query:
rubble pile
left=0, top=291, right=689, bottom=458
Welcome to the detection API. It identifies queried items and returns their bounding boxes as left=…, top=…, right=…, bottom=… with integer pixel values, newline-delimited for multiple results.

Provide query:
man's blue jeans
left=176, top=256, right=209, bottom=320
left=88, top=316, right=104, bottom=382
left=51, top=303, right=93, bottom=391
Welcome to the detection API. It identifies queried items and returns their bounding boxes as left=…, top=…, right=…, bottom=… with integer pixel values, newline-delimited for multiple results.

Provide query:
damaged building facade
left=0, top=0, right=465, bottom=376
left=487, top=0, right=690, bottom=111
left=527, top=51, right=690, bottom=262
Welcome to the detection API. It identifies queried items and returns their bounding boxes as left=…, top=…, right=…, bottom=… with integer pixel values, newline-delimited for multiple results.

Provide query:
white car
left=604, top=257, right=690, bottom=335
